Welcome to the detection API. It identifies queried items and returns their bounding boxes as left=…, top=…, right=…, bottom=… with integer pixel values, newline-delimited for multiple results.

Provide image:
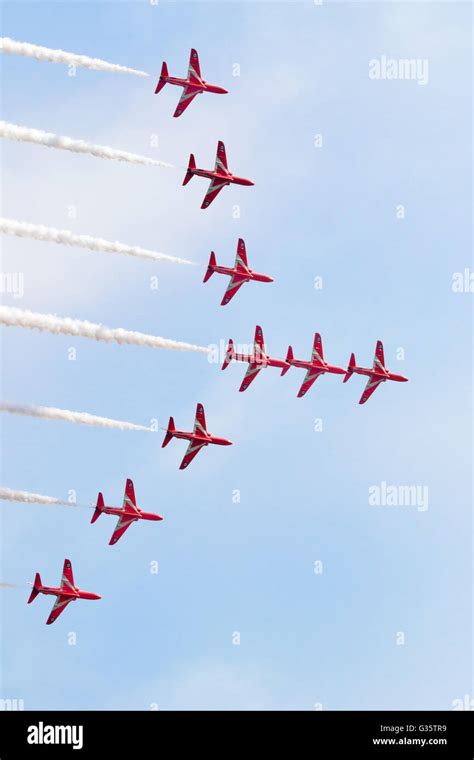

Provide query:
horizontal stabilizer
left=183, top=154, right=196, bottom=185
left=203, top=251, right=216, bottom=282
left=222, top=339, right=235, bottom=370
left=155, top=62, right=169, bottom=94
left=91, top=492, right=104, bottom=523
left=28, top=573, right=42, bottom=604
left=343, top=353, right=356, bottom=383
left=162, top=416, right=175, bottom=448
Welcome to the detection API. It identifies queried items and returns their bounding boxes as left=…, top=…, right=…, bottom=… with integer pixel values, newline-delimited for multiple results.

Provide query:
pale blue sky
left=0, top=1, right=472, bottom=710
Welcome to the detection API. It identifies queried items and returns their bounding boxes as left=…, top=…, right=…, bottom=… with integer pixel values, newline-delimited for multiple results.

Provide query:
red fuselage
left=234, top=352, right=289, bottom=371
left=164, top=76, right=228, bottom=96
left=191, top=167, right=255, bottom=187
left=351, top=365, right=408, bottom=382
left=99, top=504, right=163, bottom=522
left=37, top=585, right=101, bottom=602
left=171, top=428, right=232, bottom=447
left=289, top=357, right=346, bottom=375
left=212, top=265, right=273, bottom=283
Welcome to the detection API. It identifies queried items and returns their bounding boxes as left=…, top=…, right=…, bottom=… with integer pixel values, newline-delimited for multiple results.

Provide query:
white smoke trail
left=0, top=487, right=73, bottom=507
left=0, top=306, right=210, bottom=354
left=0, top=487, right=92, bottom=514
left=0, top=121, right=174, bottom=168
left=0, top=582, right=21, bottom=588
left=0, top=217, right=194, bottom=266
left=0, top=37, right=149, bottom=77
left=0, top=402, right=155, bottom=432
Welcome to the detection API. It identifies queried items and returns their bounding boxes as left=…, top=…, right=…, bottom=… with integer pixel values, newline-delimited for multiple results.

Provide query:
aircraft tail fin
left=28, top=572, right=42, bottom=603
left=155, top=62, right=169, bottom=94
left=183, top=154, right=196, bottom=185
left=203, top=251, right=216, bottom=282
left=222, top=339, right=235, bottom=370
left=91, top=492, right=104, bottom=523
left=280, top=361, right=291, bottom=377
left=343, top=353, right=356, bottom=383
left=162, top=417, right=175, bottom=448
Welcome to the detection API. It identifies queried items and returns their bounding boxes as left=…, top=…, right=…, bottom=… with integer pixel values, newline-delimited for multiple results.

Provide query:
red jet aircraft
left=204, top=238, right=273, bottom=306
left=183, top=140, right=254, bottom=209
left=286, top=333, right=346, bottom=397
left=162, top=403, right=232, bottom=470
left=222, top=325, right=290, bottom=392
left=91, top=478, right=163, bottom=546
left=27, top=559, right=101, bottom=625
left=343, top=340, right=409, bottom=404
left=155, top=48, right=228, bottom=118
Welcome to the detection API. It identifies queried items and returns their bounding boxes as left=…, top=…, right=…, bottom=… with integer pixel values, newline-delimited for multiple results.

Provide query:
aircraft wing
left=193, top=403, right=207, bottom=434
left=239, top=363, right=262, bottom=392
left=188, top=48, right=202, bottom=84
left=180, top=440, right=206, bottom=470
left=173, top=87, right=199, bottom=118
left=373, top=340, right=385, bottom=371
left=235, top=238, right=249, bottom=272
left=297, top=368, right=325, bottom=398
left=60, top=559, right=75, bottom=593
left=123, top=478, right=139, bottom=513
left=201, top=179, right=228, bottom=209
left=47, top=595, right=73, bottom=625
left=221, top=274, right=246, bottom=306
left=215, top=140, right=229, bottom=174
left=109, top=513, right=137, bottom=545
left=359, top=376, right=384, bottom=404
left=253, top=325, right=267, bottom=362
left=312, top=333, right=324, bottom=365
